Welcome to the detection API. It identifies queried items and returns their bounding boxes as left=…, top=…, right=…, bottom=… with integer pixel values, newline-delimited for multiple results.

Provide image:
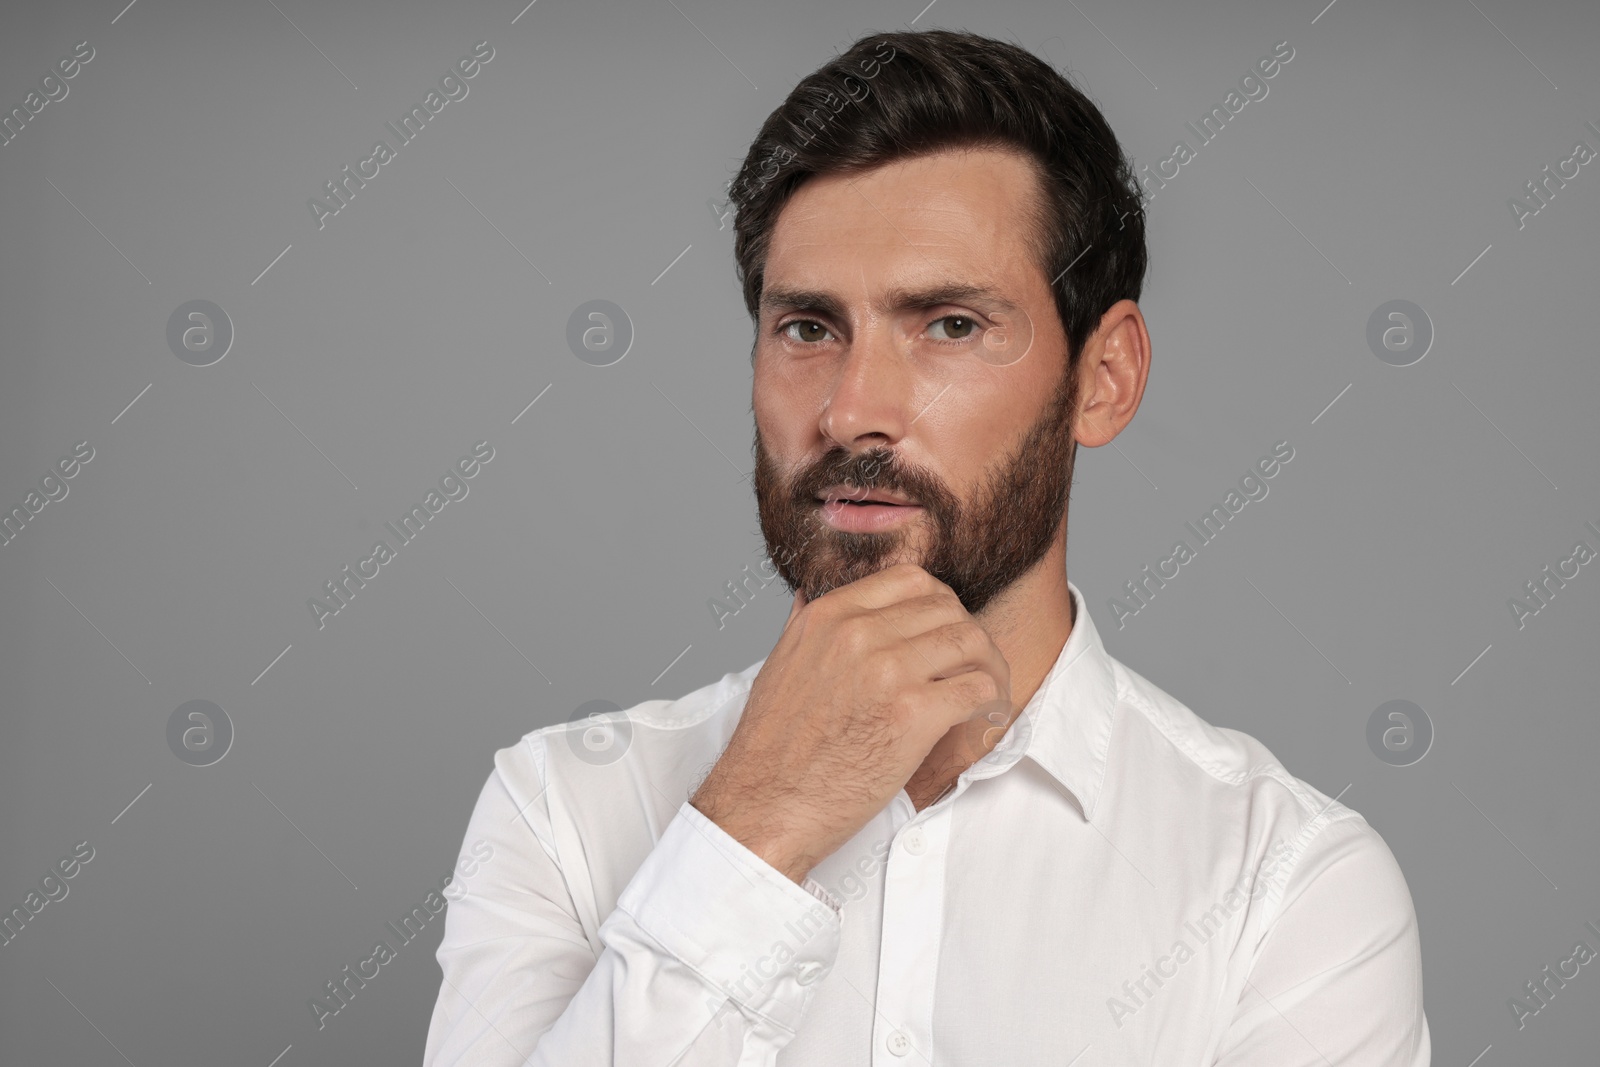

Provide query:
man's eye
left=782, top=320, right=834, bottom=343
left=928, top=315, right=978, bottom=341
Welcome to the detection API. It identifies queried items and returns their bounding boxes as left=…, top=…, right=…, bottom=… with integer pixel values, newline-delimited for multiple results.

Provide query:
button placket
left=870, top=806, right=948, bottom=1065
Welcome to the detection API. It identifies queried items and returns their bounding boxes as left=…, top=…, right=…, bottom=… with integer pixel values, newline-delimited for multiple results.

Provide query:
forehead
left=762, top=145, right=1046, bottom=304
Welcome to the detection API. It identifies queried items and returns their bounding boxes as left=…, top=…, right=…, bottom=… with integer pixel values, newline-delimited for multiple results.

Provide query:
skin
left=690, top=144, right=1151, bottom=884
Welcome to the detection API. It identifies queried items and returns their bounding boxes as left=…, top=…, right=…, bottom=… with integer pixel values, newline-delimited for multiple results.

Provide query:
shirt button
left=903, top=828, right=927, bottom=855
left=795, top=961, right=822, bottom=986
left=887, top=1030, right=911, bottom=1056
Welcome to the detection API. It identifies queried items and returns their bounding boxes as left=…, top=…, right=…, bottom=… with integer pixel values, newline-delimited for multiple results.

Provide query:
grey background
left=2, top=0, right=1596, bottom=1062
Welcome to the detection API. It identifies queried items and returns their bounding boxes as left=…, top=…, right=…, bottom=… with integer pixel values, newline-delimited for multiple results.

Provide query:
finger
left=828, top=561, right=948, bottom=614
left=904, top=620, right=1011, bottom=690
left=948, top=695, right=1024, bottom=768
left=919, top=666, right=1014, bottom=736
left=863, top=590, right=972, bottom=644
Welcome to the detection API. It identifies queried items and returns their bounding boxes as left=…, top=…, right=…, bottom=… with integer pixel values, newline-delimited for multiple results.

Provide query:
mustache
left=790, top=446, right=929, bottom=503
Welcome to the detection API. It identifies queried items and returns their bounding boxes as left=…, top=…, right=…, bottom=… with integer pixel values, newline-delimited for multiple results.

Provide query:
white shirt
left=423, top=580, right=1430, bottom=1066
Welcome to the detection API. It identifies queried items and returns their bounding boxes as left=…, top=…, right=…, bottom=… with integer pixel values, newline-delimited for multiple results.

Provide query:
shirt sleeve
left=1212, top=814, right=1431, bottom=1066
left=421, top=743, right=844, bottom=1067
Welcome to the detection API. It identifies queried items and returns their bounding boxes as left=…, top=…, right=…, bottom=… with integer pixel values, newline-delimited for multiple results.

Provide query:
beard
left=752, top=358, right=1080, bottom=618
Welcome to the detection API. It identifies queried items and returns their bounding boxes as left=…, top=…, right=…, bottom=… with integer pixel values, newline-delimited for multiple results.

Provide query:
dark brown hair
left=729, top=28, right=1147, bottom=371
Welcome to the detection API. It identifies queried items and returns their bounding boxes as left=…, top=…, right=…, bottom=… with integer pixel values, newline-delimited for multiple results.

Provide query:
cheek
left=913, top=391, right=1030, bottom=493
left=915, top=383, right=1003, bottom=451
left=754, top=367, right=824, bottom=435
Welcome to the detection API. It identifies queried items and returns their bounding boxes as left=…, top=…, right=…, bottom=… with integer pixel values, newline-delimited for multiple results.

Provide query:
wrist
left=690, top=791, right=814, bottom=885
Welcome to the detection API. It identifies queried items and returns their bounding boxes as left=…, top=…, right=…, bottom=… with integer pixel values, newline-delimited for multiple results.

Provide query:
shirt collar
left=963, top=579, right=1119, bottom=822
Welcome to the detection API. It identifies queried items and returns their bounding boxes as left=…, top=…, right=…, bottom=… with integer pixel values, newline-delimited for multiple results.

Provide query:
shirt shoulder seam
left=1111, top=663, right=1362, bottom=826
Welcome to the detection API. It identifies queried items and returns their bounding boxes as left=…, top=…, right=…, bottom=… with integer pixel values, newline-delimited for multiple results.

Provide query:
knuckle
left=928, top=622, right=971, bottom=661
left=915, top=589, right=957, bottom=620
left=954, top=621, right=988, bottom=658
left=957, top=669, right=1001, bottom=706
left=834, top=613, right=872, bottom=653
left=883, top=687, right=920, bottom=726
left=859, top=646, right=900, bottom=694
left=811, top=587, right=845, bottom=617
left=888, top=560, right=931, bottom=586
left=932, top=621, right=986, bottom=664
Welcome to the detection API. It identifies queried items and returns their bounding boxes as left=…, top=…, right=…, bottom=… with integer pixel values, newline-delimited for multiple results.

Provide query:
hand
left=689, top=562, right=1012, bottom=884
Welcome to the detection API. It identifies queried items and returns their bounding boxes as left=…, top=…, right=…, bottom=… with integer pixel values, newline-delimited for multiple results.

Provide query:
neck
left=976, top=537, right=1075, bottom=714
left=904, top=527, right=1075, bottom=811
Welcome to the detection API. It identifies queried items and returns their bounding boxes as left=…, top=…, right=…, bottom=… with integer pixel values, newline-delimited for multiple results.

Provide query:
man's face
left=752, top=145, right=1081, bottom=617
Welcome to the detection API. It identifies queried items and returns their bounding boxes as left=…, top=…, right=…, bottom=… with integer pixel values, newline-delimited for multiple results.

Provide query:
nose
left=818, top=324, right=914, bottom=451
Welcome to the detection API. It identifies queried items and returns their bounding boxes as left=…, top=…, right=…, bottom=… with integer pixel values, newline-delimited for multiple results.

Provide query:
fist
left=690, top=562, right=1012, bottom=883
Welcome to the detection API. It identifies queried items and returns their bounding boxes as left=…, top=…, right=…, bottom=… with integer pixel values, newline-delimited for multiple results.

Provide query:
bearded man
left=424, top=27, right=1430, bottom=1067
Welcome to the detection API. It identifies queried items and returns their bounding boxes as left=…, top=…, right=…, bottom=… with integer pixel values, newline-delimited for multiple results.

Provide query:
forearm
left=425, top=794, right=843, bottom=1067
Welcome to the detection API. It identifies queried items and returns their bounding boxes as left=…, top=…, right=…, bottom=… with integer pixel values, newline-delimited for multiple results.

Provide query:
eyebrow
left=759, top=282, right=1020, bottom=320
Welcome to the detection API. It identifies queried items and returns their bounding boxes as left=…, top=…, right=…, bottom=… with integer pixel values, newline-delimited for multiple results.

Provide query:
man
left=423, top=28, right=1430, bottom=1066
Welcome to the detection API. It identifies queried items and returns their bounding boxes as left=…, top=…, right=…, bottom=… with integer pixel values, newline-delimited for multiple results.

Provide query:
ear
left=1073, top=299, right=1150, bottom=448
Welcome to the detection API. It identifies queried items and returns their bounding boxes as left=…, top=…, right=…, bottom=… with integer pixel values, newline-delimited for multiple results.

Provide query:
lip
left=815, top=491, right=924, bottom=533
left=816, top=484, right=918, bottom=507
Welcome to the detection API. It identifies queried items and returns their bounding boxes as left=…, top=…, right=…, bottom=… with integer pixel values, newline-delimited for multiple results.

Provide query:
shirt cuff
left=613, top=800, right=844, bottom=1034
